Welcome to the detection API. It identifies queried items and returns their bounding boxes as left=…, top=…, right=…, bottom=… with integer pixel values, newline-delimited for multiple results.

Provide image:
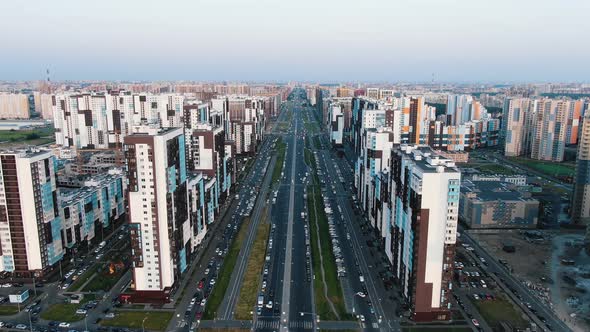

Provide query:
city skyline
left=1, top=0, right=589, bottom=82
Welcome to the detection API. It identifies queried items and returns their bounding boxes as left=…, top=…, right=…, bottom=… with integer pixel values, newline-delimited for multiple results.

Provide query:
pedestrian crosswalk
left=288, top=320, right=314, bottom=329
left=254, top=319, right=314, bottom=330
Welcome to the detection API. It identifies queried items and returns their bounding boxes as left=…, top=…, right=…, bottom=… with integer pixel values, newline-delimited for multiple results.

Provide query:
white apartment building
left=387, top=145, right=460, bottom=321
left=53, top=92, right=184, bottom=149
left=0, top=149, right=64, bottom=277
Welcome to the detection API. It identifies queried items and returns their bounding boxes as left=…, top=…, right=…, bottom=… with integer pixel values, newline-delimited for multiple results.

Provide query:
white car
left=59, top=322, right=71, bottom=328
left=209, top=279, right=216, bottom=286
left=359, top=315, right=366, bottom=322
left=266, top=301, right=273, bottom=309
left=1, top=283, right=12, bottom=288
left=200, top=299, right=207, bottom=306
left=76, top=309, right=87, bottom=315
left=15, top=324, right=27, bottom=330
left=190, top=298, right=197, bottom=305
left=204, top=268, right=210, bottom=275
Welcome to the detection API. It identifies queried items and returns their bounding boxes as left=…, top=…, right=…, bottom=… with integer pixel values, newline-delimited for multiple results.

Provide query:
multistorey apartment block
left=503, top=97, right=585, bottom=161
left=211, top=95, right=266, bottom=155
left=53, top=91, right=184, bottom=149
left=388, top=145, right=460, bottom=321
left=125, top=126, right=217, bottom=302
left=58, top=169, right=126, bottom=248
left=355, top=127, right=395, bottom=234
left=0, top=150, right=63, bottom=277
left=328, top=103, right=344, bottom=146
left=185, top=122, right=233, bottom=199
left=0, top=93, right=30, bottom=119
left=572, top=115, right=590, bottom=225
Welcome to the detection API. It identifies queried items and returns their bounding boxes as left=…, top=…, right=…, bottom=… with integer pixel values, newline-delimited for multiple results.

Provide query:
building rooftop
left=398, top=145, right=459, bottom=173
left=462, top=180, right=537, bottom=203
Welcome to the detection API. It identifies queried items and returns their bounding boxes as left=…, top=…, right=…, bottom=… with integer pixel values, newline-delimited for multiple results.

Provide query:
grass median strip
left=235, top=209, right=271, bottom=320
left=67, top=264, right=100, bottom=291
left=272, top=137, right=286, bottom=185
left=472, top=295, right=528, bottom=330
left=311, top=185, right=350, bottom=319
left=100, top=311, right=173, bottom=331
left=202, top=216, right=253, bottom=320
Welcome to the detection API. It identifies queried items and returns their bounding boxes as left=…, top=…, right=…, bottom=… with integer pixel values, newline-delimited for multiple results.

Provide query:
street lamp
left=142, top=316, right=148, bottom=332
left=28, top=311, right=33, bottom=332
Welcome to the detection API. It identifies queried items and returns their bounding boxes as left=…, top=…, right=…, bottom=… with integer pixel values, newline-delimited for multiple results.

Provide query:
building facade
left=572, top=115, right=590, bottom=225
left=387, top=145, right=460, bottom=321
left=0, top=150, right=63, bottom=277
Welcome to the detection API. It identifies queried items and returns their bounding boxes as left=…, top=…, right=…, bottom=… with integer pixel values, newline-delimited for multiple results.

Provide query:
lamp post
left=28, top=311, right=33, bottom=332
left=84, top=315, right=88, bottom=332
left=299, top=311, right=319, bottom=330
left=142, top=316, right=148, bottom=332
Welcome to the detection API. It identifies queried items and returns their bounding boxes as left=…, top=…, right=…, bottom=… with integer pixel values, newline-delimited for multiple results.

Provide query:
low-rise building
left=459, top=180, right=539, bottom=228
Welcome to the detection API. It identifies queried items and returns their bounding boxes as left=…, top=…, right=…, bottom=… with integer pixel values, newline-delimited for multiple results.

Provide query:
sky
left=1, top=0, right=589, bottom=82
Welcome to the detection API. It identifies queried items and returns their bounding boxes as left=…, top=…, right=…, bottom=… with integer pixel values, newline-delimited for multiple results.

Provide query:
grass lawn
left=473, top=295, right=528, bottom=330
left=474, top=163, right=516, bottom=175
left=305, top=120, right=318, bottom=134
left=82, top=267, right=127, bottom=292
left=202, top=216, right=253, bottom=320
left=235, top=212, right=271, bottom=319
left=0, top=305, right=20, bottom=315
left=40, top=294, right=97, bottom=322
left=304, top=148, right=315, bottom=167
left=313, top=136, right=322, bottom=150
left=272, top=138, right=286, bottom=185
left=100, top=311, right=173, bottom=331
left=508, top=157, right=575, bottom=178
left=0, top=127, right=55, bottom=142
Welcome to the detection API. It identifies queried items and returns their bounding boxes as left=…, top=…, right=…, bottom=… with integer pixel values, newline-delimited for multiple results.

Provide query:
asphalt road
left=460, top=230, right=570, bottom=332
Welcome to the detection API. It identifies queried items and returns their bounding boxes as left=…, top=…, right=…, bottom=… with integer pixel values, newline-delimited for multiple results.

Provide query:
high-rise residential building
left=572, top=115, right=590, bottom=225
left=530, top=99, right=569, bottom=162
left=328, top=104, right=344, bottom=146
left=446, top=94, right=474, bottom=125
left=125, top=126, right=192, bottom=300
left=211, top=96, right=266, bottom=155
left=0, top=149, right=63, bottom=277
left=401, top=97, right=430, bottom=144
left=366, top=88, right=380, bottom=99
left=33, top=92, right=54, bottom=119
left=0, top=93, right=30, bottom=119
left=387, top=145, right=460, bottom=321
left=379, top=89, right=394, bottom=100
left=504, top=98, right=534, bottom=157
left=53, top=92, right=184, bottom=149
left=185, top=123, right=232, bottom=199
left=354, top=127, right=394, bottom=233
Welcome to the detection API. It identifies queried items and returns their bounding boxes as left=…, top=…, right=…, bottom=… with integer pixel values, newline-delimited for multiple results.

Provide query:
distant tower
left=46, top=68, right=50, bottom=83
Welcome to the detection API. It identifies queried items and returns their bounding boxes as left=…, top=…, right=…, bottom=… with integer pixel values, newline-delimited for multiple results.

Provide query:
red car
left=195, top=312, right=202, bottom=320
left=197, top=281, right=204, bottom=289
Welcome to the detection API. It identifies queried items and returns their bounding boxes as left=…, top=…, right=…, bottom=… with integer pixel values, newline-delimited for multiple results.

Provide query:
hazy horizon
left=1, top=0, right=589, bottom=82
